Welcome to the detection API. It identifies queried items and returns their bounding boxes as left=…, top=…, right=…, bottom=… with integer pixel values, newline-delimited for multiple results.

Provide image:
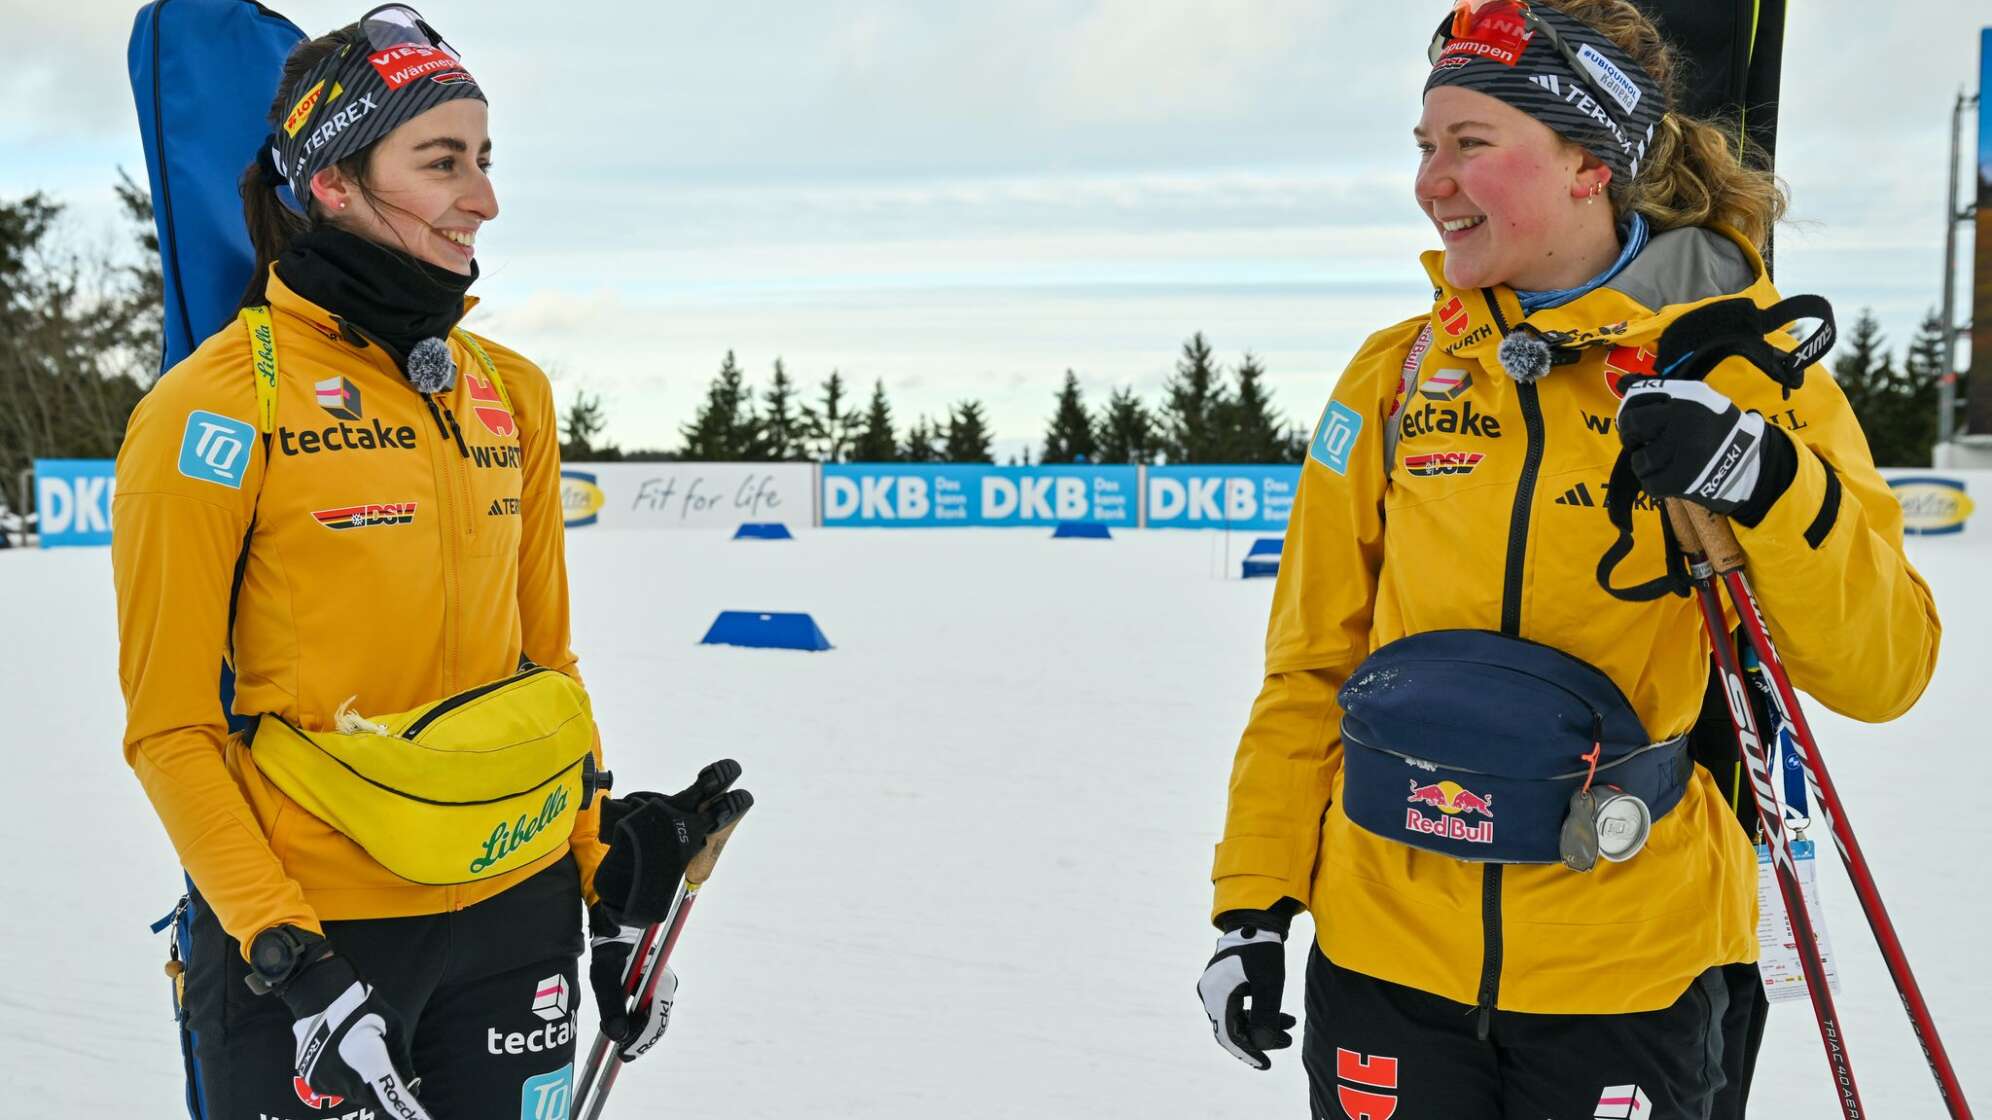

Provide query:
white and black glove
left=274, top=939, right=432, bottom=1119
left=588, top=902, right=678, bottom=1062
left=1197, top=910, right=1295, bottom=1070
left=1616, top=378, right=1795, bottom=523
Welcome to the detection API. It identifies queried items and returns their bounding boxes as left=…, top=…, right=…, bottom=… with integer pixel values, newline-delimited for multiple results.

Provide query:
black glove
left=275, top=940, right=432, bottom=1119
left=593, top=762, right=751, bottom=927
left=1616, top=378, right=1796, bottom=524
left=1197, top=908, right=1296, bottom=1070
left=587, top=902, right=677, bottom=1058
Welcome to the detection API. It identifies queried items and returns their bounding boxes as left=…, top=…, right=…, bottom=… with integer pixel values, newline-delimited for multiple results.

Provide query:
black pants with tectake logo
left=1302, top=945, right=1730, bottom=1120
left=180, top=856, right=583, bottom=1120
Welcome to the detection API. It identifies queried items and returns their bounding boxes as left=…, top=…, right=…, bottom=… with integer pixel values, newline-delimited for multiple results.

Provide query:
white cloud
left=1, top=0, right=1986, bottom=449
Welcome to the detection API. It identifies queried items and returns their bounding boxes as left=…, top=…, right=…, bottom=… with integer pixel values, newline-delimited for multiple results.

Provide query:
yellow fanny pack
left=250, top=666, right=603, bottom=885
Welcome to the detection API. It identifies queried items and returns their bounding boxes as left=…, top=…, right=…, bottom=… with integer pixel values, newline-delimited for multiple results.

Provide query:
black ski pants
left=180, top=856, right=584, bottom=1120
left=1302, top=945, right=1731, bottom=1120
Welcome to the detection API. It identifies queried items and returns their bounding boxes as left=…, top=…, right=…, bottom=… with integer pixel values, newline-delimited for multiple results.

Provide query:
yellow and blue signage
left=1889, top=476, right=1974, bottom=536
left=560, top=469, right=606, bottom=528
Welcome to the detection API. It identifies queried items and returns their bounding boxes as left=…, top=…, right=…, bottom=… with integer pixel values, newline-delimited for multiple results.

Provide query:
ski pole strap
left=1596, top=453, right=1693, bottom=601
left=1653, top=293, right=1837, bottom=396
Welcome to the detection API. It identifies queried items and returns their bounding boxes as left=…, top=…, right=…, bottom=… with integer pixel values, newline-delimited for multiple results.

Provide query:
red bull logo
left=1406, top=779, right=1495, bottom=844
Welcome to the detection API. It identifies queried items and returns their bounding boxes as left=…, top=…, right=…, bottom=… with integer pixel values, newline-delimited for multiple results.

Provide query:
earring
left=339, top=200, right=348, bottom=210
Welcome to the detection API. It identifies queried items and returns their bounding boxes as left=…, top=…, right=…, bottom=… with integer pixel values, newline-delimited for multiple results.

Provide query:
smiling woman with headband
left=1196, top=1, right=1938, bottom=1117
left=112, top=6, right=743, bottom=1117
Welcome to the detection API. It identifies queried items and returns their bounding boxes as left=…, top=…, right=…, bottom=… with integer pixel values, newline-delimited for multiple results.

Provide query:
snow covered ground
left=1, top=526, right=1986, bottom=1117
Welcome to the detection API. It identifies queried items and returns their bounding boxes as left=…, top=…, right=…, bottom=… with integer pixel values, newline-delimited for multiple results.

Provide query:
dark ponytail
left=237, top=24, right=381, bottom=309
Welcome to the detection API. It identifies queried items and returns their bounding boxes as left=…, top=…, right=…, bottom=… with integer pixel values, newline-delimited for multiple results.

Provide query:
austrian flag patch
left=1403, top=451, right=1485, bottom=477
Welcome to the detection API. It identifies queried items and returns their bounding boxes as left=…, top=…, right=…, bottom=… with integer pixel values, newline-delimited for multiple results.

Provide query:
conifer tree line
left=564, top=332, right=1313, bottom=466
left=0, top=177, right=1975, bottom=528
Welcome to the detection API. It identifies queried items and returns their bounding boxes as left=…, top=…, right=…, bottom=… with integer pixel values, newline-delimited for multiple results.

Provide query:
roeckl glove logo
left=375, top=1074, right=424, bottom=1119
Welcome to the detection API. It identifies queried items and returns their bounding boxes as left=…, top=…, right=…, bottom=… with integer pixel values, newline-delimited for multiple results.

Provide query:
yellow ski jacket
left=1212, top=225, right=1940, bottom=1015
left=113, top=267, right=609, bottom=954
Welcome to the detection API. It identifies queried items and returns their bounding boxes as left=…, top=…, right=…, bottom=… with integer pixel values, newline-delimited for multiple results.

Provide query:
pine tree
left=1830, top=309, right=1936, bottom=467
left=1041, top=369, right=1099, bottom=463
left=1095, top=386, right=1156, bottom=464
left=559, top=390, right=610, bottom=461
left=1158, top=332, right=1231, bottom=463
left=678, top=350, right=759, bottom=460
left=944, top=400, right=994, bottom=462
left=801, top=370, right=857, bottom=463
left=1904, top=308, right=1955, bottom=451
left=1218, top=352, right=1287, bottom=463
left=851, top=379, right=899, bottom=461
left=759, top=358, right=803, bottom=461
left=900, top=417, right=942, bottom=462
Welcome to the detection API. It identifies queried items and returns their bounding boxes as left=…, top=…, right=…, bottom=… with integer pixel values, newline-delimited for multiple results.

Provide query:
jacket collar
left=262, top=264, right=482, bottom=371
left=1419, top=224, right=1775, bottom=372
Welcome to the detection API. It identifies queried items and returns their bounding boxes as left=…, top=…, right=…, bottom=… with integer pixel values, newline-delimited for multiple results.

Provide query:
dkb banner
left=34, top=460, right=118, bottom=548
left=822, top=464, right=1138, bottom=527
left=1146, top=466, right=1301, bottom=531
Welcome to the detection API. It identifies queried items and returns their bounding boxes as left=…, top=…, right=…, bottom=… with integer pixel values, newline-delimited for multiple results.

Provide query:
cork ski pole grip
left=685, top=789, right=753, bottom=886
left=1679, top=501, right=1747, bottom=574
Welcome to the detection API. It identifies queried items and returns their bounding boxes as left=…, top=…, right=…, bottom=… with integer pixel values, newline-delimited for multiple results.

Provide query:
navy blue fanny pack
left=1338, top=630, right=1692, bottom=866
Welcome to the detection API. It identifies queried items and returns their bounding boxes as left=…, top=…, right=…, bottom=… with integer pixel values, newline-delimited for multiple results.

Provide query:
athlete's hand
left=587, top=902, right=677, bottom=1060
left=593, top=760, right=752, bottom=927
left=1197, top=910, right=1295, bottom=1070
left=278, top=948, right=432, bottom=1118
left=1616, top=378, right=1794, bottom=521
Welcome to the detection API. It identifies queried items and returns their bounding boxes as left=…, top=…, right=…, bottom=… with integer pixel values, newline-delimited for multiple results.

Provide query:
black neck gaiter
left=275, top=225, right=476, bottom=376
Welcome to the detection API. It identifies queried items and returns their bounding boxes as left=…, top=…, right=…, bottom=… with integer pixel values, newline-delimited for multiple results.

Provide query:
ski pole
left=1667, top=499, right=1867, bottom=1118
left=1674, top=501, right=1975, bottom=1119
left=573, top=791, right=753, bottom=1120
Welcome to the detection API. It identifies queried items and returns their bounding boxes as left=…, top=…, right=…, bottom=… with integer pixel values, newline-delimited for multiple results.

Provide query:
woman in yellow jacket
left=113, top=7, right=737, bottom=1116
left=1196, top=2, right=1939, bottom=1117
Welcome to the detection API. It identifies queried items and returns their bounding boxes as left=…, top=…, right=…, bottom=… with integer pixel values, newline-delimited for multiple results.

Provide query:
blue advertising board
left=822, top=464, right=1139, bottom=528
left=34, top=459, right=118, bottom=547
left=1146, top=466, right=1301, bottom=531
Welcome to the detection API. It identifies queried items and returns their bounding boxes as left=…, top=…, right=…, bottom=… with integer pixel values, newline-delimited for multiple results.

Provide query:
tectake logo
left=315, top=376, right=362, bottom=420
left=531, top=975, right=570, bottom=1022
left=177, top=410, right=256, bottom=489
left=1417, top=368, right=1471, bottom=402
left=1595, top=1084, right=1652, bottom=1119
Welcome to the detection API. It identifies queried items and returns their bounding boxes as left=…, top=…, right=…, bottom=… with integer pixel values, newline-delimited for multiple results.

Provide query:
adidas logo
left=1556, top=483, right=1597, bottom=507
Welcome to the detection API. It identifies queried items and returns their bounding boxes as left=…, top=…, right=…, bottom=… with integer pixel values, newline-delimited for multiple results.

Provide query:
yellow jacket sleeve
left=113, top=344, right=322, bottom=952
left=500, top=345, right=612, bottom=899
left=1211, top=320, right=1416, bottom=922
left=1724, top=360, right=1941, bottom=722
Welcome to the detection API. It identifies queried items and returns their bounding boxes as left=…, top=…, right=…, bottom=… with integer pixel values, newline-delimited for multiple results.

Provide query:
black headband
left=265, top=4, right=486, bottom=213
left=1424, top=0, right=1664, bottom=186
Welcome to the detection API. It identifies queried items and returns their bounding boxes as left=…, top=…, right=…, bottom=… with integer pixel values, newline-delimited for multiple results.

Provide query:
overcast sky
left=1, top=1, right=1986, bottom=455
